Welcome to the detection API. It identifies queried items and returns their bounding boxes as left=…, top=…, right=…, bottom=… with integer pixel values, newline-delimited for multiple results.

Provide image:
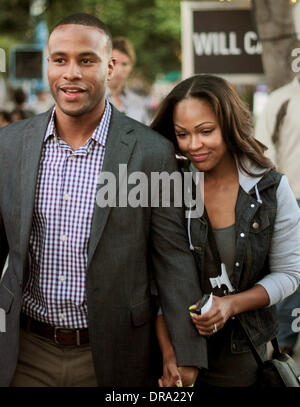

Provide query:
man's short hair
left=112, top=37, right=136, bottom=65
left=50, top=13, right=112, bottom=52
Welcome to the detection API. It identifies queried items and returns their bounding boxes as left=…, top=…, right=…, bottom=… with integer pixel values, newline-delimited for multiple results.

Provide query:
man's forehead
left=48, top=24, right=111, bottom=56
left=49, top=24, right=107, bottom=42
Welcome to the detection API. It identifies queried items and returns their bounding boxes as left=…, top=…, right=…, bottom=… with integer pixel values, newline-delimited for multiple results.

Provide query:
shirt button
left=69, top=155, right=75, bottom=161
left=235, top=262, right=240, bottom=267
left=64, top=193, right=71, bottom=201
left=232, top=343, right=237, bottom=350
left=252, top=222, right=259, bottom=229
left=240, top=232, right=245, bottom=238
left=251, top=204, right=255, bottom=208
left=61, top=234, right=67, bottom=242
left=59, top=275, right=66, bottom=282
left=59, top=314, right=65, bottom=320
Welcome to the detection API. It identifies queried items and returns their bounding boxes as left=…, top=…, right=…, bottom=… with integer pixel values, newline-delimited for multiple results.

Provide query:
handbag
left=204, top=208, right=300, bottom=387
left=235, top=314, right=300, bottom=387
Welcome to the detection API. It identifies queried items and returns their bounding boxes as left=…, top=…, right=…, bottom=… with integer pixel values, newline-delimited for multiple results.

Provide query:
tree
left=0, top=0, right=184, bottom=84
left=252, top=0, right=300, bottom=91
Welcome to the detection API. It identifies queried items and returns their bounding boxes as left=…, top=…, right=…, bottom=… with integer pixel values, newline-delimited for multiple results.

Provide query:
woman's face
left=173, top=97, right=228, bottom=172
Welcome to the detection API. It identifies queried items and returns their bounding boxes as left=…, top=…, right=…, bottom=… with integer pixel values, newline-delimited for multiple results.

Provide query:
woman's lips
left=190, top=153, right=209, bottom=162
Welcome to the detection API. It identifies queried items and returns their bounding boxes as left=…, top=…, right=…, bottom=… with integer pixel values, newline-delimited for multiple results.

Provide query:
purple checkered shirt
left=22, top=102, right=112, bottom=328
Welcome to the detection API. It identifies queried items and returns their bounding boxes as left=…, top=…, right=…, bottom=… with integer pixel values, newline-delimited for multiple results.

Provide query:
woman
left=151, top=74, right=300, bottom=387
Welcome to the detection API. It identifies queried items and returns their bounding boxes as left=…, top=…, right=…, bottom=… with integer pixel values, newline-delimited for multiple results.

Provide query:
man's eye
left=82, top=58, right=93, bottom=64
left=54, top=58, right=65, bottom=63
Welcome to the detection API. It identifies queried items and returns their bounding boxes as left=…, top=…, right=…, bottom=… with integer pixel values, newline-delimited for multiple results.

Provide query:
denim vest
left=185, top=165, right=282, bottom=353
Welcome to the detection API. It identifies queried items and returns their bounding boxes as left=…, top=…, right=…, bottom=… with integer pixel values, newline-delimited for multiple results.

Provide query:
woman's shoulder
left=259, top=168, right=283, bottom=189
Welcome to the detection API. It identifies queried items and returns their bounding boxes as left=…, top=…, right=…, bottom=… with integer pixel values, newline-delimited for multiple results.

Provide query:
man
left=107, top=36, right=150, bottom=124
left=255, top=76, right=300, bottom=356
left=0, top=13, right=207, bottom=387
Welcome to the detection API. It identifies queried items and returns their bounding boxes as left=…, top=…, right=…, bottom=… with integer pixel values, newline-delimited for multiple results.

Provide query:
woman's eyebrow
left=174, top=121, right=214, bottom=130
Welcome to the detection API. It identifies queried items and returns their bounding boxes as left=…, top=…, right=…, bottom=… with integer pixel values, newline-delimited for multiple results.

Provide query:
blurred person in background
left=0, top=110, right=11, bottom=128
left=255, top=76, right=300, bottom=357
left=29, top=86, right=54, bottom=115
left=11, top=108, right=30, bottom=122
left=11, top=88, right=34, bottom=121
left=107, top=36, right=150, bottom=124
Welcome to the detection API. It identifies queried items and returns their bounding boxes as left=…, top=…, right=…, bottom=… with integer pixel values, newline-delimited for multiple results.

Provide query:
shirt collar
left=44, top=100, right=112, bottom=147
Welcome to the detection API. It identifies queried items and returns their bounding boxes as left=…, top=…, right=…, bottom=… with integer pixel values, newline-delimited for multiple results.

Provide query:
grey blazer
left=0, top=106, right=207, bottom=386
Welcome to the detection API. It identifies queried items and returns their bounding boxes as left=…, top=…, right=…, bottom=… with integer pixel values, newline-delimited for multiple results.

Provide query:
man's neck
left=55, top=103, right=105, bottom=151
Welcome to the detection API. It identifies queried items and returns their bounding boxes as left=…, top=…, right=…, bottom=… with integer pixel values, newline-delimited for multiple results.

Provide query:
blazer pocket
left=131, top=298, right=153, bottom=327
left=0, top=283, right=14, bottom=313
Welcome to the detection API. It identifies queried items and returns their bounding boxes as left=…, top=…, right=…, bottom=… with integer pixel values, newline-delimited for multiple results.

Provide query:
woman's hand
left=158, top=361, right=198, bottom=387
left=190, top=286, right=270, bottom=336
left=190, top=295, right=235, bottom=336
left=158, top=356, right=182, bottom=387
left=178, top=366, right=198, bottom=387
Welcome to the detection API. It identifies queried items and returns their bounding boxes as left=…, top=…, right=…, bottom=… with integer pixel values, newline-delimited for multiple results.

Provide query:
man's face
left=109, top=49, right=133, bottom=89
left=47, top=24, right=114, bottom=117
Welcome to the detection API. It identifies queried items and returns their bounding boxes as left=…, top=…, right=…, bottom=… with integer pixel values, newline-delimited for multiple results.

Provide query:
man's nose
left=62, top=61, right=82, bottom=81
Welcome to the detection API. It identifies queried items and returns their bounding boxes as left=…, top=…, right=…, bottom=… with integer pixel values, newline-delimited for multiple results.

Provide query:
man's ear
left=107, top=57, right=116, bottom=81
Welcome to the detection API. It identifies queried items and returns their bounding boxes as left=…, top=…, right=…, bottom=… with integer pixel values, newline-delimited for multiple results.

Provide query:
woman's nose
left=189, top=135, right=203, bottom=151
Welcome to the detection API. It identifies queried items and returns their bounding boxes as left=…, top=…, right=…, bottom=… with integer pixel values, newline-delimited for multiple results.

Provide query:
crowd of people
left=0, top=12, right=300, bottom=388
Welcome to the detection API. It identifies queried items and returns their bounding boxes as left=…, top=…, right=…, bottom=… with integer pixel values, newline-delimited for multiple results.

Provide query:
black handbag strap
left=203, top=208, right=279, bottom=367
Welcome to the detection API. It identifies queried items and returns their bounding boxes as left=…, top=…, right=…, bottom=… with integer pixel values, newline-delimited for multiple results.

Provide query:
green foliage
left=74, top=0, right=182, bottom=83
left=0, top=0, right=185, bottom=83
left=0, top=0, right=32, bottom=38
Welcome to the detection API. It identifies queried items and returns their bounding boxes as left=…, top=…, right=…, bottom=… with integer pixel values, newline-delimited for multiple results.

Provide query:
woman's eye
left=201, top=129, right=213, bottom=135
left=175, top=133, right=186, bottom=138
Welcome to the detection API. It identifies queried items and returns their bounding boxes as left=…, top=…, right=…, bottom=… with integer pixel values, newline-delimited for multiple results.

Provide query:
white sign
left=181, top=1, right=265, bottom=84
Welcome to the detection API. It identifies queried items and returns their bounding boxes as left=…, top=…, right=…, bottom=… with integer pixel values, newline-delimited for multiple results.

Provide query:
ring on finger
left=213, top=323, right=217, bottom=333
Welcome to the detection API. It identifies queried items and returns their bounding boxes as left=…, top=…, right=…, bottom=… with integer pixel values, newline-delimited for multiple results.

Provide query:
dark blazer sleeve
left=150, top=142, right=208, bottom=369
left=0, top=210, right=8, bottom=281
left=0, top=128, right=9, bottom=279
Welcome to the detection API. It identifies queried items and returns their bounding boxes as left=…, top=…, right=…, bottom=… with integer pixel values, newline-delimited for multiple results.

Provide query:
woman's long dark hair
left=151, top=74, right=274, bottom=176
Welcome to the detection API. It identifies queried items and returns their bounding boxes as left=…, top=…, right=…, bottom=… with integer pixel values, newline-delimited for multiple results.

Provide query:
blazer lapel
left=87, top=107, right=137, bottom=269
left=20, top=110, right=52, bottom=269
